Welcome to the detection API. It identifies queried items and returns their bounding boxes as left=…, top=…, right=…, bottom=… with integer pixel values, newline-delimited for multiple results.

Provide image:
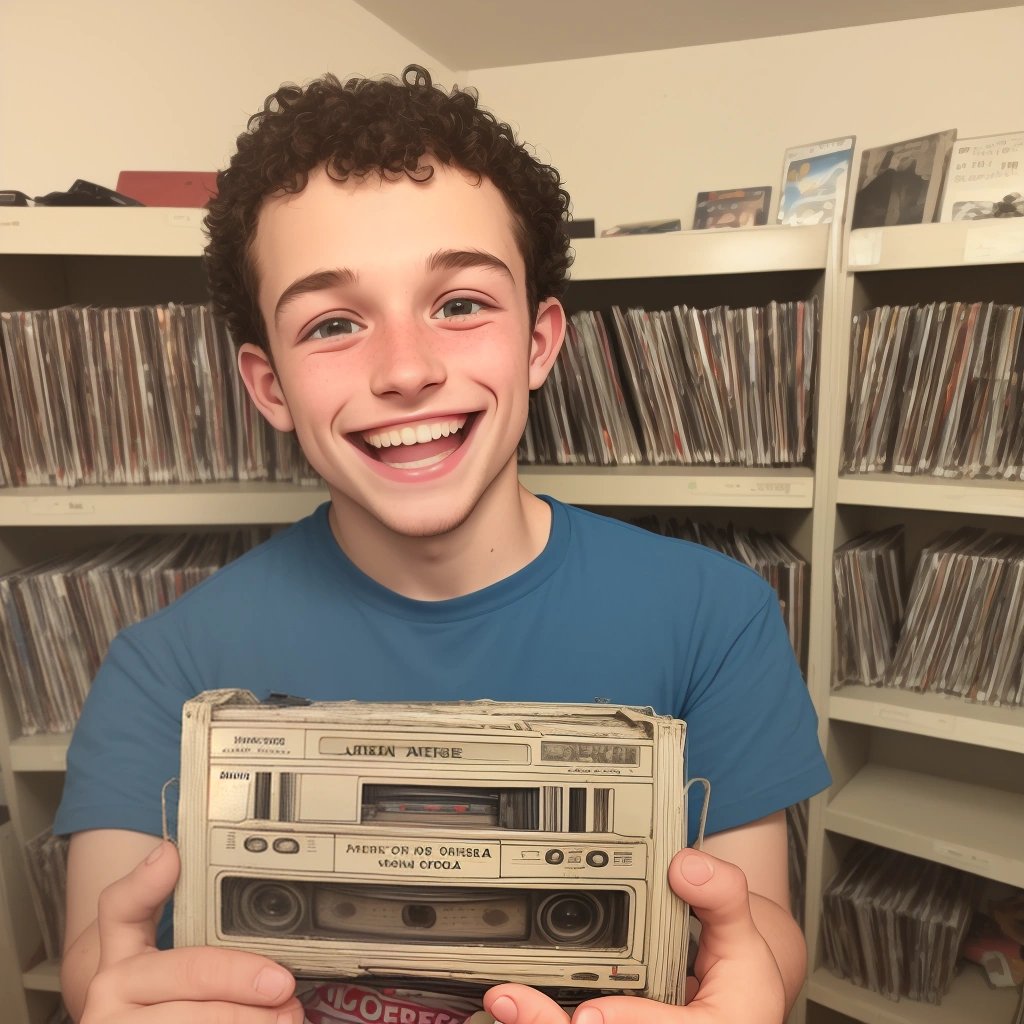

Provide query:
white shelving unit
left=825, top=764, right=1024, bottom=887
left=10, top=734, right=69, bottom=773
left=831, top=686, right=1024, bottom=756
left=520, top=465, right=815, bottom=508
left=808, top=965, right=1019, bottom=1024
left=6, top=212, right=1023, bottom=1024
left=836, top=474, right=1024, bottom=518
left=0, top=206, right=207, bottom=257
left=802, top=221, right=1024, bottom=1024
left=0, top=467, right=815, bottom=527
left=0, top=214, right=832, bottom=1023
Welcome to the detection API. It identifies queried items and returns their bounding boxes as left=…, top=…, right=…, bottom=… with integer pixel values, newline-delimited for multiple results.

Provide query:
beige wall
left=4, top=4, right=1021, bottom=223
left=466, top=7, right=1024, bottom=229
left=0, top=0, right=453, bottom=197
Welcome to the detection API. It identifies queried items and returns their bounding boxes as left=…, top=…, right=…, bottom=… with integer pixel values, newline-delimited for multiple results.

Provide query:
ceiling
left=354, top=0, right=1021, bottom=71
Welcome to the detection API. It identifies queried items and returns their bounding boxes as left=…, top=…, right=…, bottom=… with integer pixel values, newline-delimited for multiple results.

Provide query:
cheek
left=458, top=337, right=532, bottom=385
left=283, top=355, right=358, bottom=409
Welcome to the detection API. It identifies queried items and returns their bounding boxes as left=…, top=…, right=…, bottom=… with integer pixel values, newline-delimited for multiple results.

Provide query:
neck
left=326, top=463, right=552, bottom=601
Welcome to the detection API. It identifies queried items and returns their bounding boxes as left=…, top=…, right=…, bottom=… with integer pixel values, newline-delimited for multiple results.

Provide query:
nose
left=368, top=319, right=447, bottom=399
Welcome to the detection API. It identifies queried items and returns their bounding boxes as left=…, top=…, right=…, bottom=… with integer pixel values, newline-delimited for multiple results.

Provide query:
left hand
left=483, top=847, right=786, bottom=1024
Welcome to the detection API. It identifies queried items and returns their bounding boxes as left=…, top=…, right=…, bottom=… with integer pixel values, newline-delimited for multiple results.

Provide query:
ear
left=237, top=342, right=295, bottom=432
left=527, top=297, right=567, bottom=390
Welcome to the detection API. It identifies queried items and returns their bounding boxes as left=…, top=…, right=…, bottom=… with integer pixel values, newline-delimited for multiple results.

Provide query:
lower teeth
left=388, top=446, right=458, bottom=470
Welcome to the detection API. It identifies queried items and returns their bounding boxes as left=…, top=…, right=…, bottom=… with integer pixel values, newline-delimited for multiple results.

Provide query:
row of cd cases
left=842, top=300, right=1024, bottom=480
left=833, top=524, right=1024, bottom=709
left=521, top=299, right=818, bottom=467
left=4, top=296, right=1024, bottom=487
left=0, top=305, right=317, bottom=488
left=0, top=297, right=820, bottom=488
left=822, top=840, right=1024, bottom=1017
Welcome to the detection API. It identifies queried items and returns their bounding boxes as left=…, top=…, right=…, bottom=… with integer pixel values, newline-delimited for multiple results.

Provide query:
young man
left=56, top=66, right=829, bottom=1024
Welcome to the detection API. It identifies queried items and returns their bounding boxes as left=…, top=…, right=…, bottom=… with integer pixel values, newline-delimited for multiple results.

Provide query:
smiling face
left=239, top=161, right=565, bottom=548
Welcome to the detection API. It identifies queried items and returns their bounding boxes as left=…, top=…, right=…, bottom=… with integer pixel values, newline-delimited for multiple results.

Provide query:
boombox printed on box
left=174, top=690, right=698, bottom=1003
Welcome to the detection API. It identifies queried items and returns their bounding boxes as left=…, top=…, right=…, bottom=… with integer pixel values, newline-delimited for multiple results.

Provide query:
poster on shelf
left=851, top=129, right=957, bottom=228
left=692, top=188, right=771, bottom=229
left=939, top=131, right=1024, bottom=221
left=777, top=136, right=856, bottom=226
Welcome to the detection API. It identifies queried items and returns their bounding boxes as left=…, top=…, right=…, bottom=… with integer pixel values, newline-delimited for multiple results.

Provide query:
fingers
left=667, top=848, right=760, bottom=957
left=486, top=984, right=570, bottom=1024
left=572, top=995, right=685, bottom=1024
left=486, top=851, right=776, bottom=1024
left=487, top=988, right=688, bottom=1024
left=90, top=944, right=297, bottom=1010
left=97, top=840, right=181, bottom=969
left=84, top=840, right=305, bottom=1024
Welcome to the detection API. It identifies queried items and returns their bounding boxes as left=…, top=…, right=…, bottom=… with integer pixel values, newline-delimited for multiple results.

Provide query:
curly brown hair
left=204, top=65, right=573, bottom=351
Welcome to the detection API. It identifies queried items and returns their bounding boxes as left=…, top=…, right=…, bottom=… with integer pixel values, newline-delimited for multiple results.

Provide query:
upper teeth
left=363, top=416, right=468, bottom=449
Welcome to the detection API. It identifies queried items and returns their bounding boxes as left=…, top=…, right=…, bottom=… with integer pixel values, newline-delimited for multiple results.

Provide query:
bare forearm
left=748, top=892, right=807, bottom=1017
left=61, top=920, right=100, bottom=1022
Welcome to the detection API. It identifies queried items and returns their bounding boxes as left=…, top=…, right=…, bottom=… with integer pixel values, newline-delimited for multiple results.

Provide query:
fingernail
left=277, top=1012, right=297, bottom=1024
left=575, top=1009, right=604, bottom=1024
left=681, top=851, right=714, bottom=885
left=145, top=841, right=166, bottom=864
left=490, top=995, right=518, bottom=1024
left=255, top=966, right=291, bottom=1000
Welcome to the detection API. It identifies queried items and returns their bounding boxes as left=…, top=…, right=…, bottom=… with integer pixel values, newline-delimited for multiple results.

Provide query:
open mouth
left=357, top=414, right=475, bottom=470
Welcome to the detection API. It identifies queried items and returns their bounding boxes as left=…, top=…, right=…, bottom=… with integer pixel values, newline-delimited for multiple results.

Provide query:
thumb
left=97, top=839, right=180, bottom=969
left=668, top=848, right=759, bottom=955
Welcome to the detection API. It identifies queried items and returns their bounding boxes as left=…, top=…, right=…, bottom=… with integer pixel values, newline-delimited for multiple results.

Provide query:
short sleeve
left=683, top=586, right=830, bottom=839
left=54, top=628, right=189, bottom=840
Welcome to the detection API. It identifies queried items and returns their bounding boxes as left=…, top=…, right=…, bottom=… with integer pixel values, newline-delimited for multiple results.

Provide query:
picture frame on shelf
left=939, top=130, right=1024, bottom=221
left=851, top=129, right=957, bottom=228
left=777, top=135, right=856, bottom=227
left=692, top=187, right=772, bottom=230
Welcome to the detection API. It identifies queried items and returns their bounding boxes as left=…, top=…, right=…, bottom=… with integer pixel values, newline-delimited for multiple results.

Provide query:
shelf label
left=166, top=210, right=203, bottom=229
left=753, top=481, right=794, bottom=494
left=26, top=497, right=97, bottom=517
left=933, top=842, right=993, bottom=874
left=848, top=229, right=882, bottom=267
left=964, top=224, right=1024, bottom=263
left=685, top=479, right=799, bottom=496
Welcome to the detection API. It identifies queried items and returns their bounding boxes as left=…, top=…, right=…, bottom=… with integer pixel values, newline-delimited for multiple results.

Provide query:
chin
left=375, top=504, right=476, bottom=540
left=326, top=484, right=480, bottom=541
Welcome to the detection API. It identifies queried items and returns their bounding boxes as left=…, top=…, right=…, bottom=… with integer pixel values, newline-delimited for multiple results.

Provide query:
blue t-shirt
left=55, top=497, right=829, bottom=945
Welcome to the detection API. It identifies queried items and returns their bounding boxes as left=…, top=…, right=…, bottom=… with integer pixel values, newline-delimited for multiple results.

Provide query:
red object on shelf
left=115, top=171, right=218, bottom=207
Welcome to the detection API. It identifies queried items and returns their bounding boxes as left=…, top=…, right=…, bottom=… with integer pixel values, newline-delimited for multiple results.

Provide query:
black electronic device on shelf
left=33, top=179, right=144, bottom=207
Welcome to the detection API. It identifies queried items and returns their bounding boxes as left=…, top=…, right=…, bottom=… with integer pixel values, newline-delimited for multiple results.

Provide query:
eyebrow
left=272, top=249, right=514, bottom=327
left=426, top=248, right=515, bottom=283
left=274, top=267, right=358, bottom=327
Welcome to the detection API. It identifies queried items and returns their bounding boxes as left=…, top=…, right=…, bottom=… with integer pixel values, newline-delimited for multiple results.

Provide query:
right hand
left=79, top=839, right=306, bottom=1024
left=484, top=848, right=786, bottom=1024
